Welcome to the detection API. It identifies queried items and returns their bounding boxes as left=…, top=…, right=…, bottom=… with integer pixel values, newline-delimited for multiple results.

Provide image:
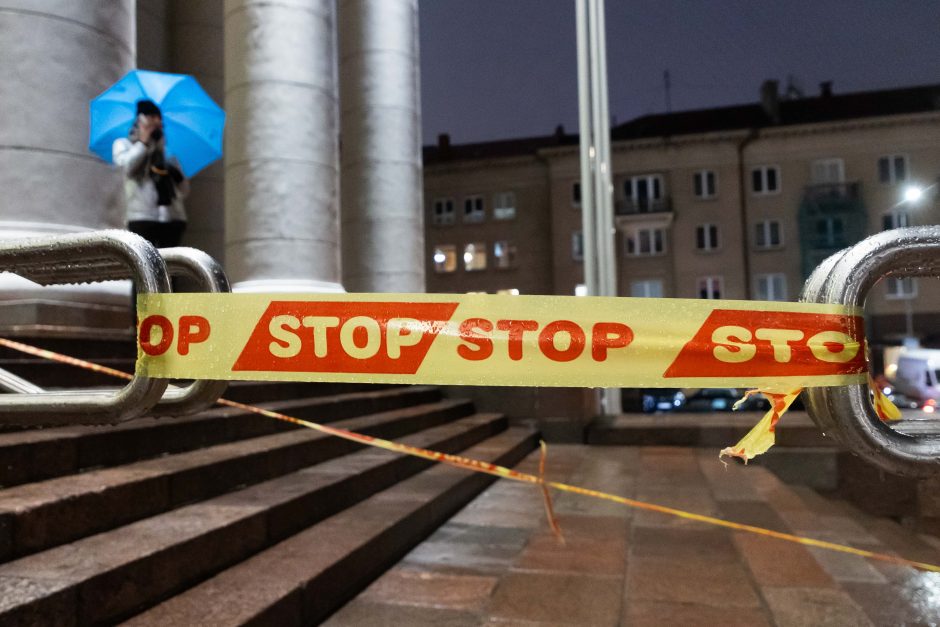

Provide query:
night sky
left=419, top=0, right=940, bottom=144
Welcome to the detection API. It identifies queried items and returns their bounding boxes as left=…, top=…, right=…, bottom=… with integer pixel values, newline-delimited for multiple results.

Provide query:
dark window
left=752, top=169, right=763, bottom=193
left=766, top=167, right=778, bottom=192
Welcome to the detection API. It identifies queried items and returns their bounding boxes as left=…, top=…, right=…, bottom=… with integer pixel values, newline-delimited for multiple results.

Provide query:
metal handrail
left=801, top=226, right=940, bottom=477
left=0, top=230, right=169, bottom=425
left=148, top=247, right=229, bottom=416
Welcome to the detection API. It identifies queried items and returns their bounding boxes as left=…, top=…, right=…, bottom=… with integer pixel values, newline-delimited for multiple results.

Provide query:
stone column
left=168, top=0, right=225, bottom=262
left=223, top=0, right=342, bottom=292
left=339, top=0, right=424, bottom=292
left=0, top=1, right=136, bottom=334
left=0, top=1, right=134, bottom=234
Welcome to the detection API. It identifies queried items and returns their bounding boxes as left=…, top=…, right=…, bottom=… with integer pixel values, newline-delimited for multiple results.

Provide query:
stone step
left=0, top=413, right=514, bottom=626
left=0, top=358, right=137, bottom=388
left=220, top=381, right=397, bottom=404
left=0, top=399, right=474, bottom=560
left=121, top=427, right=537, bottom=627
left=0, top=385, right=440, bottom=488
left=587, top=411, right=831, bottom=447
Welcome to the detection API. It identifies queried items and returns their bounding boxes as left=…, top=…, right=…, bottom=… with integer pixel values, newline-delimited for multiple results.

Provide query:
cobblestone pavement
left=326, top=445, right=940, bottom=626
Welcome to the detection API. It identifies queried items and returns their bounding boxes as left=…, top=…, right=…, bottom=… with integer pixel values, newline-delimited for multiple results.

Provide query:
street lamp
left=903, top=185, right=924, bottom=204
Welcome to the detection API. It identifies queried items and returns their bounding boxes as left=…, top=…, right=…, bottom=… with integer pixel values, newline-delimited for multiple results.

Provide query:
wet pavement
left=326, top=445, right=940, bottom=626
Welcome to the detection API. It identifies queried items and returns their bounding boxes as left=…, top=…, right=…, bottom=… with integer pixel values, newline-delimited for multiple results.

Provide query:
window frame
left=878, top=154, right=909, bottom=185
left=626, top=227, right=667, bottom=257
left=493, top=240, right=517, bottom=270
left=885, top=277, right=918, bottom=300
left=755, top=272, right=788, bottom=301
left=754, top=219, right=783, bottom=249
left=431, top=198, right=455, bottom=226
left=431, top=244, right=457, bottom=274
left=882, top=211, right=910, bottom=231
left=811, top=158, right=845, bottom=184
left=493, top=191, right=516, bottom=221
left=571, top=231, right=584, bottom=261
left=693, top=169, right=717, bottom=199
left=462, top=195, right=486, bottom=224
left=630, top=279, right=664, bottom=298
left=695, top=223, right=720, bottom=252
left=751, top=165, right=781, bottom=195
left=463, top=242, right=487, bottom=271
left=697, top=276, right=724, bottom=300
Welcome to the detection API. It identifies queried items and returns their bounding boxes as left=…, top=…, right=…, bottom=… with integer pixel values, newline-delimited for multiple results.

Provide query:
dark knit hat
left=136, top=100, right=162, bottom=117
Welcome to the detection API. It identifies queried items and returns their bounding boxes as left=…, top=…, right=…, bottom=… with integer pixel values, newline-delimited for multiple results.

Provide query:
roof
left=423, top=131, right=577, bottom=166
left=424, top=83, right=940, bottom=164
left=612, top=83, right=940, bottom=140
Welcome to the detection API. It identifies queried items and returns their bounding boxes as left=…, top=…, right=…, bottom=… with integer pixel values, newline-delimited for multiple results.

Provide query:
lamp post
left=576, top=0, right=620, bottom=415
left=900, top=184, right=928, bottom=344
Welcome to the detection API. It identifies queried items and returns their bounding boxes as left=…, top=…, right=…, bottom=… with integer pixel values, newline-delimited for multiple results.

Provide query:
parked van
left=892, top=349, right=940, bottom=402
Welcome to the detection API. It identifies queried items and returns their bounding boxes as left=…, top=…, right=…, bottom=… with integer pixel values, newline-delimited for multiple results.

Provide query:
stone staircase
left=0, top=370, right=538, bottom=625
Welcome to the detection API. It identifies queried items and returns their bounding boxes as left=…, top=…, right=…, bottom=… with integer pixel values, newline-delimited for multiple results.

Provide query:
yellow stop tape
left=136, top=293, right=867, bottom=389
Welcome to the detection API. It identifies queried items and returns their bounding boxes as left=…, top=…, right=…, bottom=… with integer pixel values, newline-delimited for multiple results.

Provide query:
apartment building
left=424, top=81, right=940, bottom=345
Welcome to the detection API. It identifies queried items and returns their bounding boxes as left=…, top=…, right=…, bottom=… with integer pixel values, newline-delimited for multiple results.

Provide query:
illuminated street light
left=903, top=185, right=924, bottom=203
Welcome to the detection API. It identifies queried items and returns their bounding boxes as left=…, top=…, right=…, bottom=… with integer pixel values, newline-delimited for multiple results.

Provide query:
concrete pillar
left=0, top=2, right=136, bottom=334
left=339, top=0, right=424, bottom=292
left=168, top=0, right=225, bottom=262
left=0, top=1, right=135, bottom=234
left=223, top=0, right=342, bottom=292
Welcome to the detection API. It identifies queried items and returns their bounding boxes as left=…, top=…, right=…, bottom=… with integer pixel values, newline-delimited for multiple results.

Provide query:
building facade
left=424, top=81, right=940, bottom=347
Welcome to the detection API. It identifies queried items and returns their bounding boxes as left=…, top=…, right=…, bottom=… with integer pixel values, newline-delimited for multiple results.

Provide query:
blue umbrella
left=89, top=69, right=225, bottom=177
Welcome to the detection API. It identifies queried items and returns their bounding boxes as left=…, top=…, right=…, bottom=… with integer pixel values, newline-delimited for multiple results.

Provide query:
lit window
left=878, top=155, right=908, bottom=184
left=631, top=280, right=663, bottom=298
left=432, top=198, right=455, bottom=226
left=698, top=276, right=723, bottom=299
left=755, top=273, right=787, bottom=301
left=574, top=283, right=587, bottom=296
left=463, top=196, right=485, bottom=223
left=463, top=242, right=486, bottom=271
left=432, top=245, right=456, bottom=273
left=882, top=211, right=910, bottom=231
left=886, top=277, right=917, bottom=299
left=572, top=231, right=584, bottom=261
left=493, top=192, right=516, bottom=220
left=626, top=228, right=666, bottom=256
left=751, top=165, right=780, bottom=194
left=754, top=220, right=782, bottom=249
left=811, top=158, right=844, bottom=184
left=494, top=240, right=517, bottom=269
left=693, top=170, right=717, bottom=199
left=696, top=223, right=719, bottom=251
left=572, top=182, right=581, bottom=207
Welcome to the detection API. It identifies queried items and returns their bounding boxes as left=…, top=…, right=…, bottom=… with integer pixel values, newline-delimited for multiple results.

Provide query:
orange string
left=1, top=336, right=938, bottom=573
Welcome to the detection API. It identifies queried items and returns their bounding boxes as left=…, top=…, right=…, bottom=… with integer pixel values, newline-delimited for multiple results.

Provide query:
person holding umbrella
left=112, top=100, right=188, bottom=248
left=90, top=69, right=225, bottom=248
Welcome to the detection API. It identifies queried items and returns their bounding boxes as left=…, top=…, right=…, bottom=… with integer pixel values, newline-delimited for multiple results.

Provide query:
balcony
left=798, top=182, right=866, bottom=278
left=614, top=197, right=674, bottom=230
left=801, top=182, right=861, bottom=212
left=615, top=197, right=672, bottom=216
